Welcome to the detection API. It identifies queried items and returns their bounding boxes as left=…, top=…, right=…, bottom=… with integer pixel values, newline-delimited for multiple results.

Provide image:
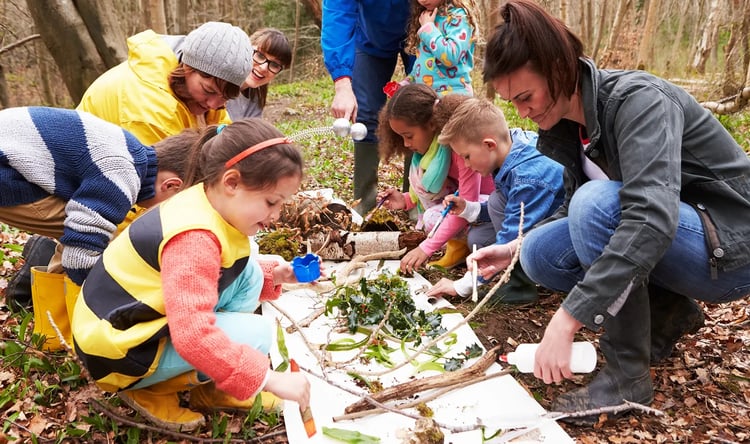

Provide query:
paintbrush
left=427, top=190, right=459, bottom=239
left=290, top=359, right=317, bottom=437
left=363, top=195, right=387, bottom=222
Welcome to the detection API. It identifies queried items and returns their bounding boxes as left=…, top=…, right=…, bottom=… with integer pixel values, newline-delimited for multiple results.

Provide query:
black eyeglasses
left=252, top=50, right=283, bottom=74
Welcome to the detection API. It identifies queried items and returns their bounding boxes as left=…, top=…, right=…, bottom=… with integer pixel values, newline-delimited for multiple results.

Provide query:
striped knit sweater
left=0, top=106, right=157, bottom=284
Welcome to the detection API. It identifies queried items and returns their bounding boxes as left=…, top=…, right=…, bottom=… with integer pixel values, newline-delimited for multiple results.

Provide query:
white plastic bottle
left=504, top=341, right=597, bottom=374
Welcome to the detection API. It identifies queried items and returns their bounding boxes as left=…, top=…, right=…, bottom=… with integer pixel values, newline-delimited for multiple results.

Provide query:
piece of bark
left=344, top=345, right=503, bottom=414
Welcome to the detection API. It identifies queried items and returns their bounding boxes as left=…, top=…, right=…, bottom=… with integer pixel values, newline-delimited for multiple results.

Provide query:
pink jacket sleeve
left=161, top=230, right=270, bottom=400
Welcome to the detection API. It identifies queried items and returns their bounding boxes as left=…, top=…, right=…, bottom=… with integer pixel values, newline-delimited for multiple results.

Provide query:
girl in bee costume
left=72, top=118, right=311, bottom=431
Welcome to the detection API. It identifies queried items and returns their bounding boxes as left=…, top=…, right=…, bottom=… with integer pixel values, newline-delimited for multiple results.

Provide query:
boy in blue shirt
left=427, top=97, right=564, bottom=303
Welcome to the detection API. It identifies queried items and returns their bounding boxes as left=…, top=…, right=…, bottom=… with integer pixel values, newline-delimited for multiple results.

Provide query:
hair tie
left=225, top=137, right=291, bottom=168
left=216, top=124, right=227, bottom=134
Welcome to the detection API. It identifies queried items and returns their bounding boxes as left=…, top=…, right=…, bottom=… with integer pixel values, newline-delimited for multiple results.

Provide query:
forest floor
left=0, top=95, right=748, bottom=443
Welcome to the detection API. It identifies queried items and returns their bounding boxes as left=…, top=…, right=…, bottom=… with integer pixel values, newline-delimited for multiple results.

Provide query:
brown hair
left=244, top=28, right=292, bottom=109
left=376, top=83, right=470, bottom=162
left=405, top=0, right=481, bottom=55
left=181, top=118, right=303, bottom=189
left=438, top=97, right=510, bottom=147
left=151, top=129, right=201, bottom=180
left=483, top=0, right=583, bottom=104
left=169, top=65, right=241, bottom=102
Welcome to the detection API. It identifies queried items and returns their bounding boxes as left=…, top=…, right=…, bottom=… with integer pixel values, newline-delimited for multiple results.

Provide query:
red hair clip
left=383, top=81, right=400, bottom=99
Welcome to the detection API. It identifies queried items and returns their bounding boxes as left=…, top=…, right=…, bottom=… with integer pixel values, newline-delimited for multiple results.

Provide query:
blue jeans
left=132, top=261, right=273, bottom=388
left=521, top=180, right=750, bottom=303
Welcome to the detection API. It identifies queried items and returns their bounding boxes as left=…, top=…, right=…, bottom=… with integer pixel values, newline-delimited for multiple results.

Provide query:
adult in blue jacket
left=321, top=0, right=414, bottom=214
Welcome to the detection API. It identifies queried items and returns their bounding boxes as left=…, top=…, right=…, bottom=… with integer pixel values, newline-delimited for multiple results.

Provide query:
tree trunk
left=25, top=0, right=112, bottom=104
left=692, top=0, right=721, bottom=73
left=300, top=0, right=322, bottom=27
left=668, top=0, right=689, bottom=69
left=75, top=0, right=128, bottom=67
left=600, top=0, right=631, bottom=67
left=36, top=39, right=56, bottom=106
left=637, top=0, right=662, bottom=70
left=591, top=0, right=609, bottom=61
left=144, top=0, right=167, bottom=34
left=721, top=0, right=744, bottom=94
left=174, top=0, right=188, bottom=34
left=0, top=65, right=9, bottom=108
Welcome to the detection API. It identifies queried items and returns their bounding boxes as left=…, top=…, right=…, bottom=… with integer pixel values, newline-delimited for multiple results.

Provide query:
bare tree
left=637, top=0, right=662, bottom=70
left=599, top=0, right=632, bottom=67
left=691, top=0, right=722, bottom=73
left=591, top=0, right=609, bottom=60
left=26, top=0, right=127, bottom=104
left=144, top=0, right=167, bottom=34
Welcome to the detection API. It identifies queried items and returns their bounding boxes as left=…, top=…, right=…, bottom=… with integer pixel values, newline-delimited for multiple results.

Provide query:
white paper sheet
left=262, top=260, right=573, bottom=443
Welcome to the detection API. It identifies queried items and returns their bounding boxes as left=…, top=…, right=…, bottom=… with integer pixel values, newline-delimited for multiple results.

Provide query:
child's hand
left=265, top=370, right=311, bottom=410
left=426, top=278, right=459, bottom=298
left=444, top=194, right=466, bottom=215
left=272, top=261, right=297, bottom=284
left=377, top=188, right=406, bottom=210
left=400, top=247, right=429, bottom=274
left=419, top=8, right=437, bottom=27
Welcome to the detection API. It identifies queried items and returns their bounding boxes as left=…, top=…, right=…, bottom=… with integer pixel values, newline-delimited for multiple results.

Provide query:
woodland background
left=1, top=1, right=750, bottom=443
left=2, top=0, right=750, bottom=111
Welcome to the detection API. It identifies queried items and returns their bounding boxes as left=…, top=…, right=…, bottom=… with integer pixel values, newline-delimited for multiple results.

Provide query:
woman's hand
left=400, top=247, right=429, bottom=274
left=466, top=241, right=517, bottom=280
left=377, top=188, right=406, bottom=210
left=265, top=370, right=311, bottom=410
left=534, top=307, right=584, bottom=384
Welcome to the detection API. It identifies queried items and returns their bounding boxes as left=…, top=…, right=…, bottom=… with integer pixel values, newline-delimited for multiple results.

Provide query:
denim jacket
left=476, top=128, right=564, bottom=245
left=538, top=58, right=750, bottom=330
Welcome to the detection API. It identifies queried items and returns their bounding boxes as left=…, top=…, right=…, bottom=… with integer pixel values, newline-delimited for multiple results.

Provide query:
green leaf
left=322, top=426, right=381, bottom=443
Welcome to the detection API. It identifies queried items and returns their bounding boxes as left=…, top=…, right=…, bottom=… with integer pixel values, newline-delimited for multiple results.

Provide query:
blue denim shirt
left=538, top=58, right=750, bottom=330
left=476, top=128, right=564, bottom=245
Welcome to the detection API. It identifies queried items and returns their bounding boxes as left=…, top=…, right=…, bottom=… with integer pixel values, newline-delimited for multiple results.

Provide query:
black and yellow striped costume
left=71, top=184, right=250, bottom=392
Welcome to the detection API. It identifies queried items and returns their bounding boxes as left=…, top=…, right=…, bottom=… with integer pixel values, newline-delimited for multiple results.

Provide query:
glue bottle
left=502, top=341, right=597, bottom=374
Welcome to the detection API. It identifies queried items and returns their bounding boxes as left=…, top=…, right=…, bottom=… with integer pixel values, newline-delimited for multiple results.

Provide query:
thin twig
left=89, top=399, right=286, bottom=443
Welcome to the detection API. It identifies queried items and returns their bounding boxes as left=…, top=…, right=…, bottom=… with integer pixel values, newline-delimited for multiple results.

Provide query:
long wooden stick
left=343, top=345, right=503, bottom=414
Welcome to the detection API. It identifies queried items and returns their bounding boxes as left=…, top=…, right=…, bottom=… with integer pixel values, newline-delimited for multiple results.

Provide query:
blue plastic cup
left=292, top=253, right=321, bottom=282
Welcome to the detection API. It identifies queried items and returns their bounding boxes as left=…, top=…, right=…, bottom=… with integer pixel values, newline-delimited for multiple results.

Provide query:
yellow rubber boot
left=63, top=276, right=81, bottom=330
left=190, top=382, right=283, bottom=413
left=31, top=266, right=71, bottom=351
left=119, top=372, right=206, bottom=432
left=428, top=239, right=470, bottom=269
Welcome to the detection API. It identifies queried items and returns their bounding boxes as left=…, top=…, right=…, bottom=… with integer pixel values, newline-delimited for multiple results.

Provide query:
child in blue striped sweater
left=0, top=106, right=191, bottom=349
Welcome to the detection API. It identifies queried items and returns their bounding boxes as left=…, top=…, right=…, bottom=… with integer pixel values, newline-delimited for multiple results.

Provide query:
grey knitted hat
left=181, top=21, right=253, bottom=87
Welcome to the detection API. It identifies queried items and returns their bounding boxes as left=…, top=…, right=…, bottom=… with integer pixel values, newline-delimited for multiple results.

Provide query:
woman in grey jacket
left=471, top=0, right=750, bottom=425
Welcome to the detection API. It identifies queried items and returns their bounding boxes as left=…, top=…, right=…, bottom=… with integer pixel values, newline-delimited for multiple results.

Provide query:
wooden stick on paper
left=471, top=244, right=478, bottom=302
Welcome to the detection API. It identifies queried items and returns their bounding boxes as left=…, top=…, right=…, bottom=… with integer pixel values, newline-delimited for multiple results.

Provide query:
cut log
left=309, top=230, right=425, bottom=260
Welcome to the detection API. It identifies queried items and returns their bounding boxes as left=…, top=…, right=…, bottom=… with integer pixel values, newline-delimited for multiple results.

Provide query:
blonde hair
left=438, top=97, right=510, bottom=147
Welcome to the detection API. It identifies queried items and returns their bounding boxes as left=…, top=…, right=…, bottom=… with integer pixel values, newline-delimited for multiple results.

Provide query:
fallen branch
left=343, top=344, right=504, bottom=414
left=494, top=401, right=664, bottom=443
left=333, top=368, right=512, bottom=421
left=334, top=248, right=407, bottom=285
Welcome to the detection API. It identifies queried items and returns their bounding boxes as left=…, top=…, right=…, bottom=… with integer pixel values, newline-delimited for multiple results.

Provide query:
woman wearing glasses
left=226, top=28, right=292, bottom=120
